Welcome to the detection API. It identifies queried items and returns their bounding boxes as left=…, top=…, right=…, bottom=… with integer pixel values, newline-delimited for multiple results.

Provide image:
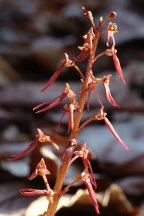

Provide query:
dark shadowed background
left=0, top=0, right=144, bottom=215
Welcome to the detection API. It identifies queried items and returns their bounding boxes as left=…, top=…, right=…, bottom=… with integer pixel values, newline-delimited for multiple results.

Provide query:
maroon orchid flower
left=85, top=74, right=103, bottom=110
left=106, top=22, right=126, bottom=84
left=103, top=116, right=129, bottom=150
left=57, top=99, right=78, bottom=133
left=8, top=129, right=58, bottom=161
left=28, top=158, right=52, bottom=192
left=106, top=22, right=118, bottom=48
left=94, top=108, right=129, bottom=150
left=112, top=49, right=126, bottom=84
left=81, top=170, right=100, bottom=214
left=41, top=53, right=74, bottom=93
left=74, top=144, right=97, bottom=188
left=20, top=188, right=49, bottom=196
left=28, top=158, right=50, bottom=180
left=74, top=43, right=90, bottom=62
left=20, top=188, right=55, bottom=202
left=33, top=83, right=76, bottom=114
left=103, top=74, right=119, bottom=107
left=73, top=28, right=94, bottom=63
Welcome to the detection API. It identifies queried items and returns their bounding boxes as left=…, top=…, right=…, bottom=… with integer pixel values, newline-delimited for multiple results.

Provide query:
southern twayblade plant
left=8, top=8, right=129, bottom=216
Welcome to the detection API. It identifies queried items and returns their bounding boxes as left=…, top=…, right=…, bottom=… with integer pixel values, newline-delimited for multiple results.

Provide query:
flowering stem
left=45, top=32, right=99, bottom=216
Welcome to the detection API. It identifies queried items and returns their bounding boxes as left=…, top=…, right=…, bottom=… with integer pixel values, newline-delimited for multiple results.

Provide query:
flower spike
left=112, top=49, right=126, bottom=84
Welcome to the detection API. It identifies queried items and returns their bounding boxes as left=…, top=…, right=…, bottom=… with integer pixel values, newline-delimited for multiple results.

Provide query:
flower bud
left=105, top=11, right=117, bottom=21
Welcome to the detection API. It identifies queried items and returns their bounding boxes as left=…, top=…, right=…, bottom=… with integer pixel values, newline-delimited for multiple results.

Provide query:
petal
left=93, top=87, right=103, bottom=107
left=7, top=139, right=38, bottom=161
left=112, top=50, right=126, bottom=84
left=57, top=111, right=66, bottom=129
left=73, top=50, right=90, bottom=63
left=106, top=31, right=115, bottom=47
left=20, top=188, right=48, bottom=196
left=41, top=61, right=65, bottom=92
left=83, top=158, right=97, bottom=188
left=104, top=117, right=129, bottom=150
left=87, top=160, right=97, bottom=188
left=103, top=81, right=119, bottom=107
left=33, top=96, right=60, bottom=111
left=34, top=94, right=66, bottom=114
left=83, top=179, right=100, bottom=214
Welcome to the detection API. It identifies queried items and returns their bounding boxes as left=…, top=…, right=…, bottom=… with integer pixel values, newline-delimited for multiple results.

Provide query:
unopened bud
left=110, top=11, right=117, bottom=18
left=82, top=7, right=88, bottom=16
left=99, top=16, right=103, bottom=23
left=105, top=11, right=117, bottom=21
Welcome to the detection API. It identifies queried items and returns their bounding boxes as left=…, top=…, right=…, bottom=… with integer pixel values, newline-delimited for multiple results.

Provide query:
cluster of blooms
left=8, top=8, right=129, bottom=215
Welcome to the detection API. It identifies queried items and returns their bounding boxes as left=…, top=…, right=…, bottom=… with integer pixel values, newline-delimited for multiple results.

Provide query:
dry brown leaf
left=25, top=184, right=136, bottom=216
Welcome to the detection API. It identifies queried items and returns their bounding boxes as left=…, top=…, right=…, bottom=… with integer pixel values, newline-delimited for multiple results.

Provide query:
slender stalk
left=45, top=32, right=99, bottom=216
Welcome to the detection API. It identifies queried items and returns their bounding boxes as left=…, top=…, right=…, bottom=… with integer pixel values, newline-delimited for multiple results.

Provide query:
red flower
left=57, top=99, right=78, bottom=133
left=106, top=22, right=118, bottom=48
left=73, top=28, right=94, bottom=63
left=20, top=188, right=55, bottom=202
left=86, top=73, right=103, bottom=111
left=28, top=158, right=50, bottom=180
left=33, top=93, right=66, bottom=114
left=74, top=144, right=97, bottom=188
left=81, top=170, right=100, bottom=214
left=74, top=43, right=90, bottom=62
left=106, top=23, right=126, bottom=84
left=8, top=129, right=58, bottom=160
left=112, top=49, right=126, bottom=84
left=94, top=108, right=129, bottom=150
left=33, top=83, right=76, bottom=114
left=41, top=53, right=74, bottom=92
left=103, top=75, right=119, bottom=107
left=103, top=116, right=129, bottom=150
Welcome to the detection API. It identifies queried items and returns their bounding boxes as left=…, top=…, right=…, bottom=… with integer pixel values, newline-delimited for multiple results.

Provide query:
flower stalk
left=8, top=7, right=129, bottom=216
